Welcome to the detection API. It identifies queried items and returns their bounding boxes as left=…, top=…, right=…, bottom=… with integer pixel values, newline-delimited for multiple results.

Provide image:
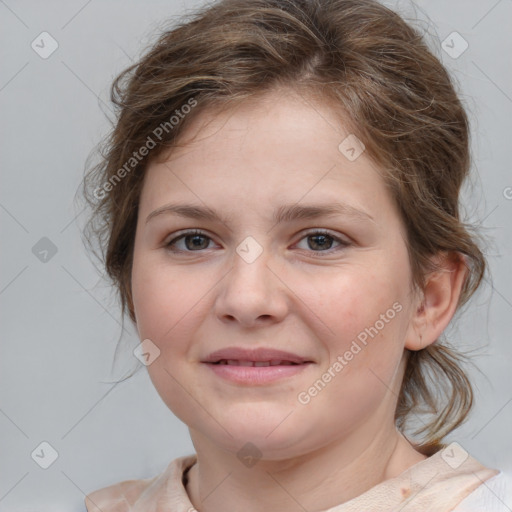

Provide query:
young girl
left=81, top=0, right=511, bottom=510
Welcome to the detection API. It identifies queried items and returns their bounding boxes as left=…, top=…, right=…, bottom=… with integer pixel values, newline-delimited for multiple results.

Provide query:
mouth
left=202, top=347, right=313, bottom=385
left=203, top=347, right=312, bottom=364
left=212, top=359, right=302, bottom=367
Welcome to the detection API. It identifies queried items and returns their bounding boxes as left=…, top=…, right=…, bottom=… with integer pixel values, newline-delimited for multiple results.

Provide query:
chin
left=195, top=405, right=312, bottom=456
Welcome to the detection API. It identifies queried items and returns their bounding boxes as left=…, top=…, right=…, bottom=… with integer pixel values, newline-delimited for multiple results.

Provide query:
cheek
left=131, top=256, right=208, bottom=425
left=131, top=255, right=205, bottom=342
left=316, top=267, right=404, bottom=340
left=131, top=261, right=168, bottom=340
left=312, top=260, right=409, bottom=387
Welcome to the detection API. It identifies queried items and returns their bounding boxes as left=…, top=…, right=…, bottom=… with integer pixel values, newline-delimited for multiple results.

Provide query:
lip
left=201, top=347, right=314, bottom=385
left=203, top=347, right=311, bottom=364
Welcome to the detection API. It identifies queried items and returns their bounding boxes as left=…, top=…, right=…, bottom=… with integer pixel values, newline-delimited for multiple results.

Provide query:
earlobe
left=405, top=252, right=468, bottom=351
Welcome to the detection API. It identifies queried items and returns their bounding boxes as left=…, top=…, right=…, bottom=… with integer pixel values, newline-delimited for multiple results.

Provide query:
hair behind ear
left=395, top=342, right=474, bottom=451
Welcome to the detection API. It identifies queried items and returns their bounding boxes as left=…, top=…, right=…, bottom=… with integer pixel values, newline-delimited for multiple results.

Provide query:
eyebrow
left=145, top=202, right=375, bottom=225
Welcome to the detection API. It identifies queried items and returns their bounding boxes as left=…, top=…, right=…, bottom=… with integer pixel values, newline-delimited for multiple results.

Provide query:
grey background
left=1, top=0, right=511, bottom=510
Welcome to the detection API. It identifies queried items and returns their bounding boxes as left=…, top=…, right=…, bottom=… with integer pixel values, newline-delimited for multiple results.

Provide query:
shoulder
left=84, top=476, right=158, bottom=512
left=84, top=455, right=197, bottom=512
left=452, top=470, right=512, bottom=511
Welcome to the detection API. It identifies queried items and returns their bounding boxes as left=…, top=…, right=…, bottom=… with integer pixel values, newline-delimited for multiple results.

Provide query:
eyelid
left=164, top=228, right=351, bottom=253
left=298, top=228, right=350, bottom=244
left=293, top=228, right=351, bottom=254
left=165, top=229, right=217, bottom=249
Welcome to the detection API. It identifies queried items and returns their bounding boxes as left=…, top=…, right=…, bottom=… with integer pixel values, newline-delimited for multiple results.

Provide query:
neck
left=185, top=426, right=426, bottom=512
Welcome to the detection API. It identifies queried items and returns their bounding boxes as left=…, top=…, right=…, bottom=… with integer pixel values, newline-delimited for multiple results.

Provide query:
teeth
left=216, top=359, right=299, bottom=366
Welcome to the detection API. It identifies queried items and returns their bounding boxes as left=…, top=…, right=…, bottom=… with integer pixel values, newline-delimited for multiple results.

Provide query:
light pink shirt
left=84, top=449, right=502, bottom=511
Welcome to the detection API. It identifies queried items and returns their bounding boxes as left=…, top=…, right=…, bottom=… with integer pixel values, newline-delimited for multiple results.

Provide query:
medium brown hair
left=80, top=0, right=485, bottom=450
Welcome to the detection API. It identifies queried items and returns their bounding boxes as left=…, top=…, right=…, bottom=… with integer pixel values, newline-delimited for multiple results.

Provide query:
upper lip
left=202, top=347, right=312, bottom=364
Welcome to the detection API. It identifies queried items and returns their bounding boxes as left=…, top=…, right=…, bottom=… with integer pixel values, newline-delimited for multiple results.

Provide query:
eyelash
left=164, top=229, right=351, bottom=256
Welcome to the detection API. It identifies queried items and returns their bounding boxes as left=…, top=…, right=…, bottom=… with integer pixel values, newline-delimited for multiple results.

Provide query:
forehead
left=139, top=89, right=395, bottom=222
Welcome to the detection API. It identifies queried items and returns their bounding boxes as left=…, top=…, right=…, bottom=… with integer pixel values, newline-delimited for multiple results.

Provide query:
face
left=131, top=88, right=418, bottom=459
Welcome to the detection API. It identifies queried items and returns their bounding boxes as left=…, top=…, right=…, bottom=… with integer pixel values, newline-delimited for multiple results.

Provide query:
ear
left=405, top=252, right=468, bottom=351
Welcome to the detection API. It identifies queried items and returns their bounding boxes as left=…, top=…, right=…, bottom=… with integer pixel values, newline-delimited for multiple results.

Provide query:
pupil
left=310, top=234, right=332, bottom=250
left=186, top=235, right=208, bottom=250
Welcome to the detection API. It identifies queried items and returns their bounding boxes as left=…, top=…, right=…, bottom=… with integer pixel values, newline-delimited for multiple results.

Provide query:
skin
left=130, top=87, right=467, bottom=512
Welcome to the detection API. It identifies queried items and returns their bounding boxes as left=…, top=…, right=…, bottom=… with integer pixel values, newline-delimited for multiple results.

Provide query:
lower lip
left=204, top=363, right=311, bottom=384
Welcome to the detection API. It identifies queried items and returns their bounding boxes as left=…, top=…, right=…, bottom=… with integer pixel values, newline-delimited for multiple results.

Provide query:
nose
left=213, top=242, right=289, bottom=329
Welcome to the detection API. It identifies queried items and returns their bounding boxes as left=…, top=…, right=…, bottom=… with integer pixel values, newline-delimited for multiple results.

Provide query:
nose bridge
left=215, top=234, right=286, bottom=325
left=235, top=234, right=266, bottom=267
left=230, top=234, right=272, bottom=296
